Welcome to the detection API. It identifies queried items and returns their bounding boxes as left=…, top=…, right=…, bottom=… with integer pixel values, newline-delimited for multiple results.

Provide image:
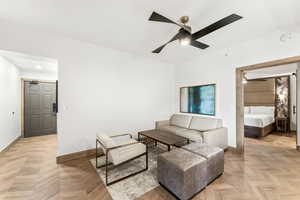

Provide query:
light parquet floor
left=0, top=133, right=299, bottom=200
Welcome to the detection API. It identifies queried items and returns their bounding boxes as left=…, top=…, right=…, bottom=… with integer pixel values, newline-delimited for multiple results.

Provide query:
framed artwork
left=180, top=84, right=216, bottom=115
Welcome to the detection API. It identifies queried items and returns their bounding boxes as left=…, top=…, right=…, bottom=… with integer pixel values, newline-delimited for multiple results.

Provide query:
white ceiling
left=245, top=63, right=298, bottom=79
left=0, top=0, right=299, bottom=64
left=0, top=50, right=58, bottom=74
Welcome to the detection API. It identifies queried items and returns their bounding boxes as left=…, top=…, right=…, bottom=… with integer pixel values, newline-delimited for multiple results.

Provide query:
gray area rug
left=90, top=146, right=166, bottom=200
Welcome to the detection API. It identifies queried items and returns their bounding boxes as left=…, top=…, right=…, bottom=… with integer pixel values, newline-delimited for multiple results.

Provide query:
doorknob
left=293, top=105, right=296, bottom=114
left=52, top=103, right=57, bottom=113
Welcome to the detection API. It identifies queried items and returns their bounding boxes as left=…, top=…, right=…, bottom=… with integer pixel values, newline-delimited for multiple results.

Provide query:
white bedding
left=244, top=114, right=275, bottom=128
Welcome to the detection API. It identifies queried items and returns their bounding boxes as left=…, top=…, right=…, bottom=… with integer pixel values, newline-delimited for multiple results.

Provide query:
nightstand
left=276, top=117, right=289, bottom=134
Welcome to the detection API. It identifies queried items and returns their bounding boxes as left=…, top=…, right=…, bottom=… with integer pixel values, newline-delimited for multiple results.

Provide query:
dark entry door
left=25, top=81, right=57, bottom=137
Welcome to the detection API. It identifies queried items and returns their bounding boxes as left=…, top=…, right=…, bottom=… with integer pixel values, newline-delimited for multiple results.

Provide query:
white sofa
left=156, top=114, right=228, bottom=149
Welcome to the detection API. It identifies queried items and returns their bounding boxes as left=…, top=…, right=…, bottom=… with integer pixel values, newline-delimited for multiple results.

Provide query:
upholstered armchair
left=96, top=132, right=148, bottom=186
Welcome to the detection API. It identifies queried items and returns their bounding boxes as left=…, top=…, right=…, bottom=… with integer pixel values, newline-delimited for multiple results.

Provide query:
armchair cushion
left=109, top=139, right=146, bottom=165
left=97, top=132, right=116, bottom=148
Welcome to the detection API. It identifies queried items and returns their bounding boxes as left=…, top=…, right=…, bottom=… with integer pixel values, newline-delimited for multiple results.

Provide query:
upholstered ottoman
left=157, top=148, right=207, bottom=200
left=183, top=143, right=224, bottom=184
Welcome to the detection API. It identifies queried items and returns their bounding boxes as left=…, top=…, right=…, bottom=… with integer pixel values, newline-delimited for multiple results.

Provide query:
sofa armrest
left=202, top=127, right=228, bottom=150
left=155, top=120, right=170, bottom=129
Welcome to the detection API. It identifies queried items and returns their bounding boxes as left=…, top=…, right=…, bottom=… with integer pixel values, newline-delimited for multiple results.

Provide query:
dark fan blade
left=192, top=14, right=242, bottom=40
left=190, top=40, right=209, bottom=49
left=149, top=11, right=191, bottom=32
left=149, top=11, right=175, bottom=24
left=152, top=46, right=165, bottom=54
left=152, top=32, right=182, bottom=53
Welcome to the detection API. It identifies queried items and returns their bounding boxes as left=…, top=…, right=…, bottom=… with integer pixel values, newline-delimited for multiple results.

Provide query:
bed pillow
left=244, top=107, right=251, bottom=114
left=250, top=106, right=274, bottom=115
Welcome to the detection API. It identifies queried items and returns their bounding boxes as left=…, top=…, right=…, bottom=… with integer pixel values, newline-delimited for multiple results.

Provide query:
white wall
left=0, top=56, right=21, bottom=151
left=175, top=30, right=300, bottom=147
left=0, top=22, right=175, bottom=156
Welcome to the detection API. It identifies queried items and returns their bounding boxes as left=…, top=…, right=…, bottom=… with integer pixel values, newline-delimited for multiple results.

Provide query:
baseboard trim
left=226, top=147, right=234, bottom=151
left=56, top=148, right=97, bottom=164
left=226, top=146, right=243, bottom=154
left=1, top=136, right=21, bottom=153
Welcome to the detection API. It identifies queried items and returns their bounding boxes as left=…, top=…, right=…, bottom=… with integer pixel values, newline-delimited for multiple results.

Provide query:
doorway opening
left=0, top=49, right=58, bottom=140
left=23, top=80, right=58, bottom=137
left=242, top=64, right=297, bottom=149
left=236, top=56, right=300, bottom=153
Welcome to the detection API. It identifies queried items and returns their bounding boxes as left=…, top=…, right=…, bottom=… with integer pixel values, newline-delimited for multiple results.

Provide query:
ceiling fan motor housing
left=180, top=25, right=192, bottom=33
left=179, top=28, right=191, bottom=37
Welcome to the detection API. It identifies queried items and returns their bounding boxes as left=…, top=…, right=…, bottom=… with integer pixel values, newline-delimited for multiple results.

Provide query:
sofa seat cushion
left=158, top=125, right=188, bottom=135
left=189, top=116, right=223, bottom=131
left=177, top=130, right=203, bottom=142
left=109, top=139, right=146, bottom=165
left=170, top=114, right=192, bottom=128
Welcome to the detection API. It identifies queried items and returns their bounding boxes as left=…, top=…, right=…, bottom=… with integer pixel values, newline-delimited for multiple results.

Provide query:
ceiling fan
left=148, top=11, right=242, bottom=53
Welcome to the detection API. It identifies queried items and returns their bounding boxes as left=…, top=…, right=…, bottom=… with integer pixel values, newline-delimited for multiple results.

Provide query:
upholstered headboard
left=244, top=78, right=275, bottom=106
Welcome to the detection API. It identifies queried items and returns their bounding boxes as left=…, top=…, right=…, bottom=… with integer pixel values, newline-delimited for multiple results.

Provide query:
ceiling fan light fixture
left=179, top=37, right=191, bottom=46
left=179, top=31, right=192, bottom=46
left=35, top=65, right=42, bottom=70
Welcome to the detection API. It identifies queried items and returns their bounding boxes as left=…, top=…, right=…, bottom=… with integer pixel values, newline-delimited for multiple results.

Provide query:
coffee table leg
left=168, top=145, right=170, bottom=151
left=155, top=141, right=157, bottom=146
left=138, top=133, right=140, bottom=141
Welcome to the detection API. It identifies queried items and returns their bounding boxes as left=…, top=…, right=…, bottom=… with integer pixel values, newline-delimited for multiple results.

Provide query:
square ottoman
left=183, top=143, right=224, bottom=184
left=157, top=148, right=207, bottom=200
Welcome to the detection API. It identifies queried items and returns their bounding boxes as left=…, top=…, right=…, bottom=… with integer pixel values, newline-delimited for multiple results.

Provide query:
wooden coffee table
left=138, top=129, right=190, bottom=151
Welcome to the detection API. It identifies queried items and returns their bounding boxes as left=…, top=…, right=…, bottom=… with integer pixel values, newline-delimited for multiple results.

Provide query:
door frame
left=21, top=78, right=57, bottom=138
left=236, top=56, right=300, bottom=153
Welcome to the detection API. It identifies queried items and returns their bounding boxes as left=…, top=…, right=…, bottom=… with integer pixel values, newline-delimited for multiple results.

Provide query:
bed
left=244, top=106, right=275, bottom=138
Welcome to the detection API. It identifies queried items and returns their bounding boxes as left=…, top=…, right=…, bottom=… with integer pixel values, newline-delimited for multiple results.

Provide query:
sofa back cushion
left=170, top=114, right=192, bottom=128
left=189, top=116, right=222, bottom=131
